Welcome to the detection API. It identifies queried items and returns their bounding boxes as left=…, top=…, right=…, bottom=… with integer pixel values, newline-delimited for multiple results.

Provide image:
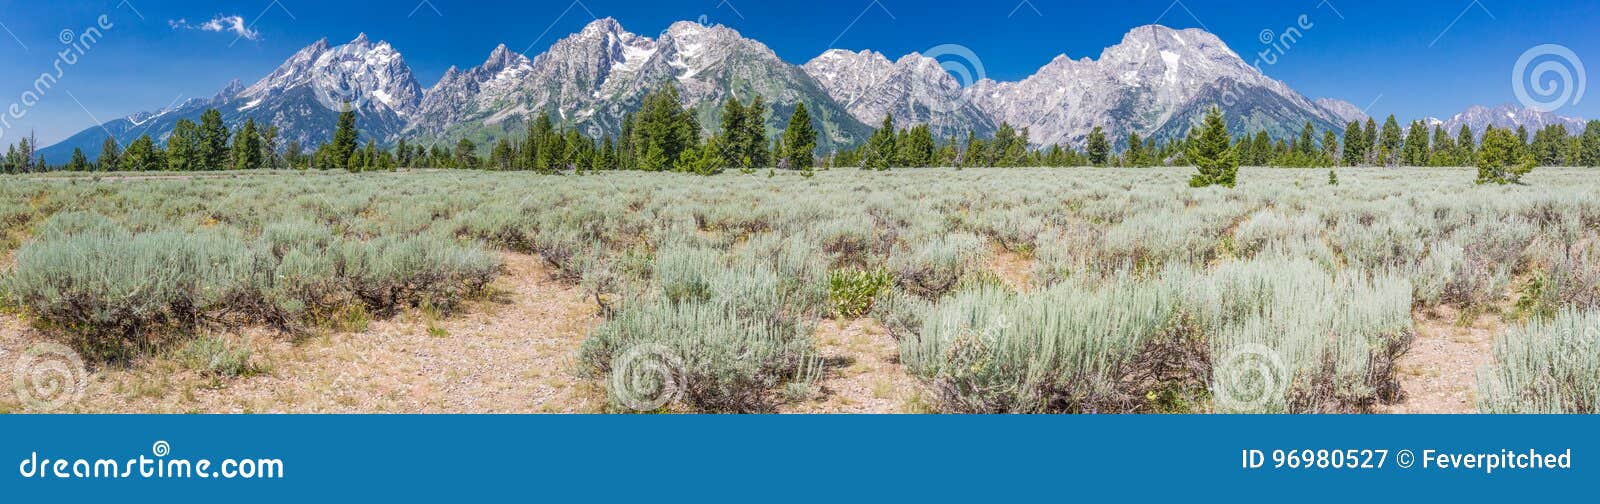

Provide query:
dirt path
left=0, top=252, right=604, bottom=413
left=780, top=318, right=920, bottom=413
left=1380, top=307, right=1499, bottom=414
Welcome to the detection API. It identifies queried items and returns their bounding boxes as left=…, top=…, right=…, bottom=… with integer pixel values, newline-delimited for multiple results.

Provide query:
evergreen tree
left=122, top=135, right=157, bottom=171
left=330, top=104, right=359, bottom=170
left=679, top=133, right=727, bottom=175
left=743, top=95, right=770, bottom=168
left=962, top=133, right=989, bottom=169
left=261, top=125, right=280, bottom=169
left=1477, top=126, right=1534, bottom=185
left=455, top=138, right=479, bottom=169
left=97, top=136, right=120, bottom=171
left=395, top=138, right=411, bottom=168
left=937, top=135, right=960, bottom=167
left=284, top=141, right=305, bottom=169
left=990, top=123, right=1019, bottom=167
left=634, top=85, right=699, bottom=172
left=1187, top=107, right=1238, bottom=188
left=780, top=102, right=818, bottom=169
left=1402, top=120, right=1429, bottom=166
left=1086, top=126, right=1109, bottom=166
left=598, top=135, right=617, bottom=170
left=1581, top=120, right=1600, bottom=167
left=898, top=124, right=936, bottom=168
left=1321, top=130, right=1339, bottom=166
left=67, top=147, right=90, bottom=171
left=1531, top=124, right=1570, bottom=166
left=1379, top=115, right=1403, bottom=166
left=1251, top=131, right=1272, bottom=166
left=1341, top=121, right=1364, bottom=166
left=167, top=119, right=203, bottom=171
left=1458, top=125, right=1476, bottom=165
left=863, top=114, right=897, bottom=170
left=528, top=111, right=556, bottom=171
left=1363, top=117, right=1379, bottom=164
left=198, top=108, right=230, bottom=169
left=17, top=134, right=34, bottom=173
left=564, top=129, right=588, bottom=169
left=1429, top=125, right=1457, bottom=166
left=231, top=118, right=263, bottom=170
left=491, top=137, right=515, bottom=170
left=1125, top=132, right=1150, bottom=167
left=719, top=95, right=749, bottom=167
left=617, top=113, right=636, bottom=170
left=1298, top=121, right=1316, bottom=156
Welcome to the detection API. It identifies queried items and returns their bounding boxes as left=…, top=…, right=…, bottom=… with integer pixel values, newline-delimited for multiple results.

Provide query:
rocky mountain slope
left=41, top=34, right=422, bottom=163
left=803, top=49, right=997, bottom=139
left=960, top=25, right=1348, bottom=147
left=44, top=21, right=1406, bottom=163
left=412, top=19, right=868, bottom=153
left=1430, top=104, right=1589, bottom=137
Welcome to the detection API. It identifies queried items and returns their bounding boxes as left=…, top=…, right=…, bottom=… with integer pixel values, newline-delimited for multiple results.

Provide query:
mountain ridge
left=41, top=19, right=1478, bottom=163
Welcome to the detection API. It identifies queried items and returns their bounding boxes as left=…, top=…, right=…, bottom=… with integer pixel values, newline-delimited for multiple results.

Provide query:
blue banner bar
left=0, top=415, right=1590, bottom=501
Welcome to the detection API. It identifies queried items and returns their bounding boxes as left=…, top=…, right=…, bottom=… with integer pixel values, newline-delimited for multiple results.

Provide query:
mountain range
left=1428, top=104, right=1590, bottom=138
left=40, top=18, right=1577, bottom=164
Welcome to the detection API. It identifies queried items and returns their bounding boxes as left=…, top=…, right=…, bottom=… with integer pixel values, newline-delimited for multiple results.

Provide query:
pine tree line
left=10, top=93, right=1600, bottom=174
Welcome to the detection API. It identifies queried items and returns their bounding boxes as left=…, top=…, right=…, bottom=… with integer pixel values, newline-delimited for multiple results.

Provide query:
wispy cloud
left=169, top=14, right=259, bottom=41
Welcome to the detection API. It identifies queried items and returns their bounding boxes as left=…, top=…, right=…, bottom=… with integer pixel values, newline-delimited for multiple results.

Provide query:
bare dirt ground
left=990, top=248, right=1034, bottom=292
left=0, top=247, right=1508, bottom=415
left=779, top=317, right=921, bottom=414
left=0, top=252, right=605, bottom=413
left=1381, top=307, right=1500, bottom=414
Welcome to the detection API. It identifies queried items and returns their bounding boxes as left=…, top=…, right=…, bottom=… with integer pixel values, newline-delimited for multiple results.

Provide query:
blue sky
left=1, top=0, right=1596, bottom=146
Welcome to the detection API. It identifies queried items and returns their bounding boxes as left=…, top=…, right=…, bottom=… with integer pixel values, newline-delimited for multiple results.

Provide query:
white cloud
left=169, top=14, right=259, bottom=41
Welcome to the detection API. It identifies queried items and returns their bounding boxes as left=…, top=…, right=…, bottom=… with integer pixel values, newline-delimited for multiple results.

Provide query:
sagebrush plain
left=1, top=167, right=1596, bottom=414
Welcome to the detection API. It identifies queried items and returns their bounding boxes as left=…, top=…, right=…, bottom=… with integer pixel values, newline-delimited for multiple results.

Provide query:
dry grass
left=0, top=252, right=605, bottom=413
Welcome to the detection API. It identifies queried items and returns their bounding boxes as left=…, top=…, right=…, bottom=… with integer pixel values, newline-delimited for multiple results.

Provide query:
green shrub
left=5, top=229, right=259, bottom=360
left=340, top=235, right=501, bottom=315
left=176, top=334, right=262, bottom=378
left=827, top=268, right=892, bottom=318
left=580, top=253, right=819, bottom=413
left=900, top=277, right=1187, bottom=413
left=1477, top=309, right=1599, bottom=413
left=890, top=232, right=987, bottom=299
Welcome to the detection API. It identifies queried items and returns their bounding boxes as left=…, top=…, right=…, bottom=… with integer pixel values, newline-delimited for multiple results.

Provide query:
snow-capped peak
left=236, top=35, right=422, bottom=118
